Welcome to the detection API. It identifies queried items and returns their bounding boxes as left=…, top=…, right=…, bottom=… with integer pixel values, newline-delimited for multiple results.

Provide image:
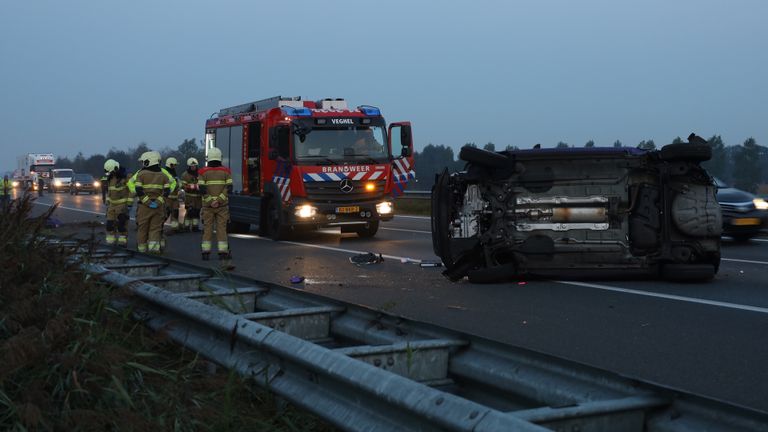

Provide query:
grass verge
left=0, top=196, right=334, bottom=431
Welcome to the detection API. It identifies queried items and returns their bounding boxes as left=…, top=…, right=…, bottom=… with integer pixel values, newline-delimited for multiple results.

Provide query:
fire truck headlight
left=295, top=205, right=317, bottom=218
left=54, top=180, right=62, bottom=187
left=364, top=182, right=376, bottom=192
left=12, top=181, right=19, bottom=188
left=376, top=201, right=393, bottom=215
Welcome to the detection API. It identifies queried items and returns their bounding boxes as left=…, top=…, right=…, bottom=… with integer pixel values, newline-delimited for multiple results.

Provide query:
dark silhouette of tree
left=732, top=137, right=761, bottom=192
left=637, top=140, right=656, bottom=150
left=613, top=140, right=622, bottom=148
left=672, top=136, right=683, bottom=144
left=702, top=135, right=728, bottom=180
left=483, top=142, right=496, bottom=152
left=585, top=140, right=595, bottom=148
left=556, top=141, right=569, bottom=148
left=505, top=144, right=519, bottom=151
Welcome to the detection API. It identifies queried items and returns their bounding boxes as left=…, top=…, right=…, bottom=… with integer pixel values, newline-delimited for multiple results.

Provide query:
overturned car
left=432, top=137, right=722, bottom=283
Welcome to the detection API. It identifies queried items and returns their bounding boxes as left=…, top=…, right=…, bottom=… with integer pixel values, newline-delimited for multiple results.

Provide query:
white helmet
left=165, top=157, right=178, bottom=167
left=104, top=159, right=120, bottom=172
left=206, top=147, right=222, bottom=162
left=187, top=157, right=199, bottom=166
left=142, top=151, right=162, bottom=167
left=138, top=151, right=151, bottom=162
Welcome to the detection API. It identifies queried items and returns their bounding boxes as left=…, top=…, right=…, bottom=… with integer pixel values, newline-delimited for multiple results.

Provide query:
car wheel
left=459, top=146, right=511, bottom=168
left=659, top=143, right=711, bottom=162
left=731, top=234, right=753, bottom=243
left=661, top=263, right=716, bottom=282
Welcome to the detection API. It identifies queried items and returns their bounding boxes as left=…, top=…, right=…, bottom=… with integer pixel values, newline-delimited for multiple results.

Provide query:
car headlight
left=294, top=204, right=317, bottom=218
left=12, top=181, right=19, bottom=187
left=54, top=180, right=62, bottom=186
left=754, top=198, right=768, bottom=210
left=93, top=181, right=100, bottom=187
left=75, top=182, right=82, bottom=187
left=376, top=201, right=393, bottom=215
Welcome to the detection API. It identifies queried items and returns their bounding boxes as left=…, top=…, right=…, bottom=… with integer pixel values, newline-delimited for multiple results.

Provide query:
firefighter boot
left=218, top=252, right=234, bottom=271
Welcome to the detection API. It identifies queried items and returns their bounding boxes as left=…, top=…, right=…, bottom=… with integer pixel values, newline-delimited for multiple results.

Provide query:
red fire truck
left=204, top=96, right=415, bottom=239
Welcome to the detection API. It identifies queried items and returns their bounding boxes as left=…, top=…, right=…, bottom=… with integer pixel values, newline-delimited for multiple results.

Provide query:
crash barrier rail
left=400, top=190, right=432, bottom=200
left=51, top=239, right=767, bottom=432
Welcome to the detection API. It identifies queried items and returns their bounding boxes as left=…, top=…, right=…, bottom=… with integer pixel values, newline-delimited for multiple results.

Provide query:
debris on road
left=350, top=252, right=384, bottom=266
left=447, top=305, right=467, bottom=311
left=290, top=276, right=305, bottom=284
left=419, top=261, right=443, bottom=268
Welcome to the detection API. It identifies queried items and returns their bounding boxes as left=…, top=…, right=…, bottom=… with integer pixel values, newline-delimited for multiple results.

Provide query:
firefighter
left=1, top=175, right=11, bottom=211
left=131, top=151, right=171, bottom=254
left=180, top=157, right=202, bottom=232
left=163, top=157, right=182, bottom=234
left=101, top=159, right=131, bottom=247
left=198, top=147, right=233, bottom=268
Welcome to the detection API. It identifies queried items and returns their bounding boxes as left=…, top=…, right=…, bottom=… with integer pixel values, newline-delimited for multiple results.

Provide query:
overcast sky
left=2, top=0, right=767, bottom=173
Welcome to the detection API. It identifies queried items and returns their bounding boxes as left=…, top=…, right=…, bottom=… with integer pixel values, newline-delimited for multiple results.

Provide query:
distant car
left=70, top=173, right=100, bottom=195
left=51, top=168, right=75, bottom=193
left=432, top=140, right=722, bottom=282
left=714, top=178, right=768, bottom=242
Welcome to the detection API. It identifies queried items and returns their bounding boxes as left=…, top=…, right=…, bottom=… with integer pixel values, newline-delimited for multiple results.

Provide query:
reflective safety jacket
left=180, top=171, right=200, bottom=197
left=128, top=167, right=177, bottom=196
left=198, top=166, right=233, bottom=208
left=132, top=167, right=171, bottom=206
left=104, top=176, right=131, bottom=207
left=1, top=179, right=11, bottom=196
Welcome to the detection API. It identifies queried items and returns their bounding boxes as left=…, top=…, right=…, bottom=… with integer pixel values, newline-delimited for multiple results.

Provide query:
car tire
left=661, top=263, right=716, bottom=282
left=355, top=220, right=379, bottom=238
left=659, top=143, right=711, bottom=162
left=731, top=234, right=753, bottom=243
left=459, top=146, right=511, bottom=168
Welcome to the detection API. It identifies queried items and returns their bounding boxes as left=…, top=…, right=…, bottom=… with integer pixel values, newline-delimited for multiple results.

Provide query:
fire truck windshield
left=294, top=125, right=388, bottom=164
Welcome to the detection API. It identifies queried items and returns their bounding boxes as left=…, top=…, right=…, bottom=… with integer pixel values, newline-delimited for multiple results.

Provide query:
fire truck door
left=247, top=122, right=261, bottom=195
left=388, top=122, right=415, bottom=197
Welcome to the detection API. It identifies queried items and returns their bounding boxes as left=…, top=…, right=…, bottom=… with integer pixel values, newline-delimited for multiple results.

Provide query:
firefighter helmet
left=142, top=151, right=161, bottom=167
left=137, top=151, right=150, bottom=162
left=206, top=147, right=222, bottom=162
left=104, top=159, right=120, bottom=173
left=165, top=157, right=178, bottom=167
left=187, top=157, right=198, bottom=166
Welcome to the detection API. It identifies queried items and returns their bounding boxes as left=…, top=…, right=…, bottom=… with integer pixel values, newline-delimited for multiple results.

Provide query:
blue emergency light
left=281, top=106, right=312, bottom=117
left=358, top=105, right=381, bottom=116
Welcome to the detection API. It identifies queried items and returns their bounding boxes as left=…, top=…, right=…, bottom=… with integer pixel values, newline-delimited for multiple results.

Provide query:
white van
left=51, top=168, right=74, bottom=193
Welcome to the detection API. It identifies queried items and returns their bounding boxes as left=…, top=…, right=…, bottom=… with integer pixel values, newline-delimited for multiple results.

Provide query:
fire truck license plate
left=336, top=206, right=360, bottom=214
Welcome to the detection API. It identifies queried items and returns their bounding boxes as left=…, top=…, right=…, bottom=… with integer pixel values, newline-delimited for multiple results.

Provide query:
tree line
left=412, top=136, right=767, bottom=193
left=56, top=139, right=205, bottom=177
left=54, top=135, right=767, bottom=194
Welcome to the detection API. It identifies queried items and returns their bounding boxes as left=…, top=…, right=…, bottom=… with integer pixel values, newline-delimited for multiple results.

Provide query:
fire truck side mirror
left=401, top=147, right=412, bottom=157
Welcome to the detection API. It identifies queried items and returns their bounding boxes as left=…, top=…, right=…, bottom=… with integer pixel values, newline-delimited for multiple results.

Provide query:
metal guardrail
left=400, top=190, right=432, bottom=200
left=53, top=240, right=768, bottom=432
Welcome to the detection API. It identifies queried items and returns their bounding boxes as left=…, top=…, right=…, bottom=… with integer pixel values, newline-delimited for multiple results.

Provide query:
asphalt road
left=26, top=191, right=768, bottom=413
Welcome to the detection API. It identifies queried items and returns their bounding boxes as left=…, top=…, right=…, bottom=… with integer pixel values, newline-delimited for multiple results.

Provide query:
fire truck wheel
left=265, top=197, right=290, bottom=240
left=355, top=220, right=379, bottom=238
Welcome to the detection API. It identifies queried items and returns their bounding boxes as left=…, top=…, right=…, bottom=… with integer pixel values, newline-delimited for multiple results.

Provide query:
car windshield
left=294, top=125, right=389, bottom=164
left=74, top=174, right=93, bottom=181
left=54, top=170, right=73, bottom=178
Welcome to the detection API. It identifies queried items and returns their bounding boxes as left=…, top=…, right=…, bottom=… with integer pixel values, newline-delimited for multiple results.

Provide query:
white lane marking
left=381, top=227, right=431, bottom=234
left=752, top=238, right=768, bottom=243
left=556, top=280, right=768, bottom=315
left=229, top=233, right=424, bottom=263
left=721, top=258, right=768, bottom=266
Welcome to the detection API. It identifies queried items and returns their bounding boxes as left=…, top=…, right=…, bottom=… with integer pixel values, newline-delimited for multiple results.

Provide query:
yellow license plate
left=731, top=218, right=761, bottom=226
left=336, top=206, right=360, bottom=214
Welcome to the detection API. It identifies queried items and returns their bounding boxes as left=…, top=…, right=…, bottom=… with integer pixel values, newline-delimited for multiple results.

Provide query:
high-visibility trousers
left=136, top=204, right=165, bottom=253
left=166, top=197, right=180, bottom=229
left=202, top=205, right=229, bottom=253
left=106, top=204, right=128, bottom=246
left=183, top=195, right=202, bottom=228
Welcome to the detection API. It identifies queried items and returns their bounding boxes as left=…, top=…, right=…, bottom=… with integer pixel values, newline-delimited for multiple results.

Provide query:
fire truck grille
left=304, top=180, right=386, bottom=203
